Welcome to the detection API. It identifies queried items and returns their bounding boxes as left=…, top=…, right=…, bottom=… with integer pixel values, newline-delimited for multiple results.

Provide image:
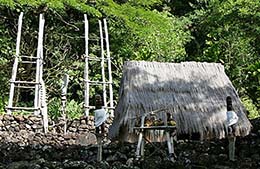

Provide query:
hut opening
left=109, top=61, right=252, bottom=142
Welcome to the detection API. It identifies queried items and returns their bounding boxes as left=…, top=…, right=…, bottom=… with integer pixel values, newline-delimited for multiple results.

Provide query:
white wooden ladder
left=6, top=12, right=48, bottom=133
left=83, top=15, right=114, bottom=117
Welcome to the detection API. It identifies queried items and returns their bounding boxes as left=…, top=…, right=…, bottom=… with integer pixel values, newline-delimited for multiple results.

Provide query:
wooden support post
left=95, top=94, right=105, bottom=162
left=226, top=96, right=236, bottom=161
left=40, top=80, right=48, bottom=134
left=99, top=20, right=107, bottom=109
left=7, top=12, right=23, bottom=115
left=61, top=74, right=69, bottom=134
left=136, top=131, right=144, bottom=160
left=97, top=135, right=103, bottom=162
left=136, top=115, right=146, bottom=160
left=166, top=131, right=175, bottom=162
left=83, top=14, right=90, bottom=117
left=228, top=136, right=236, bottom=161
left=164, top=112, right=175, bottom=162
left=34, top=14, right=45, bottom=115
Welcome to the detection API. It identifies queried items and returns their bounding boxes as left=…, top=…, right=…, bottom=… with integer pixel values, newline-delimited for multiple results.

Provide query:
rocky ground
left=0, top=116, right=259, bottom=169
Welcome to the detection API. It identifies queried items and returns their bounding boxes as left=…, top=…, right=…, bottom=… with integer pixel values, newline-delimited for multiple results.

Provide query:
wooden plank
left=104, top=19, right=114, bottom=117
left=7, top=12, right=24, bottom=115
left=84, top=14, right=90, bottom=117
left=99, top=20, right=107, bottom=109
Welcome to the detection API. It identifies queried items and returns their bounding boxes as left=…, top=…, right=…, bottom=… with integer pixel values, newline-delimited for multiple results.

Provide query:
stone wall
left=0, top=114, right=109, bottom=134
left=0, top=115, right=259, bottom=169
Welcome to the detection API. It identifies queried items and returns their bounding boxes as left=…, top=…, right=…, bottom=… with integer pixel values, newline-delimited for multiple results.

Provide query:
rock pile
left=0, top=115, right=259, bottom=169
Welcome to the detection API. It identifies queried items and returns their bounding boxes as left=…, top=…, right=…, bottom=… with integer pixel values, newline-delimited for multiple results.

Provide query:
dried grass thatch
left=109, top=61, right=251, bottom=142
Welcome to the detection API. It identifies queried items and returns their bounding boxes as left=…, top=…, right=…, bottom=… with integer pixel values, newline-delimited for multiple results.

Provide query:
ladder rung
left=84, top=106, right=115, bottom=110
left=89, top=57, right=102, bottom=61
left=84, top=56, right=108, bottom=61
left=84, top=80, right=112, bottom=85
left=20, top=55, right=39, bottom=59
left=20, top=61, right=37, bottom=64
left=84, top=105, right=96, bottom=109
left=6, top=106, right=40, bottom=111
left=15, top=85, right=36, bottom=89
left=10, top=80, right=40, bottom=85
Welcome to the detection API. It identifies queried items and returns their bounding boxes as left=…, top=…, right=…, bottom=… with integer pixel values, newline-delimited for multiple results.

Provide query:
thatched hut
left=109, top=61, right=251, bottom=142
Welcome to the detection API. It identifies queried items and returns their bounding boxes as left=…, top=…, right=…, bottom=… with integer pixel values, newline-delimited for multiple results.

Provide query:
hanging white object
left=94, top=109, right=108, bottom=127
left=227, top=110, right=238, bottom=126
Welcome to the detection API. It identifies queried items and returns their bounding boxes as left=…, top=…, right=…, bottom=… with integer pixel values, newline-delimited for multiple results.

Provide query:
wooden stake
left=34, top=14, right=45, bottom=115
left=228, top=136, right=236, bottom=161
left=84, top=14, right=90, bottom=117
left=226, top=96, right=236, bottom=161
left=99, top=20, right=107, bottom=109
left=61, top=74, right=69, bottom=134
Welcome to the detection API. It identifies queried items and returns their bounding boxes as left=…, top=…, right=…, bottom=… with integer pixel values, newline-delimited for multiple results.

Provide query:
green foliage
left=0, top=0, right=101, bottom=16
left=48, top=98, right=83, bottom=119
left=187, top=0, right=260, bottom=114
left=242, top=96, right=260, bottom=119
left=66, top=99, right=83, bottom=119
left=48, top=97, right=61, bottom=119
left=0, top=0, right=259, bottom=119
left=99, top=1, right=192, bottom=61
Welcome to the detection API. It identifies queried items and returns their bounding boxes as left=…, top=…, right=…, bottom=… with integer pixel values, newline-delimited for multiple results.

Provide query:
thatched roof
left=109, top=61, right=251, bottom=141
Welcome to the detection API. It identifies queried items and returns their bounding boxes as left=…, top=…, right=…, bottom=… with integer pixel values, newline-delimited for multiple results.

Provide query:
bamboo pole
left=61, top=74, right=69, bottom=134
left=84, top=14, right=90, bottom=117
left=34, top=14, right=45, bottom=115
left=99, top=20, right=107, bottom=109
left=7, top=12, right=23, bottom=114
left=103, top=19, right=114, bottom=117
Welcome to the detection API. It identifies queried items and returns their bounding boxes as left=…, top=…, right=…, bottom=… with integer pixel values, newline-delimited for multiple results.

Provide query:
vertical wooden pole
left=84, top=14, right=90, bottom=117
left=164, top=112, right=175, bottom=162
left=61, top=74, right=69, bottom=134
left=99, top=20, right=107, bottom=109
left=226, top=96, right=236, bottom=161
left=7, top=12, right=23, bottom=114
left=34, top=14, right=45, bottom=115
left=136, top=115, right=145, bottom=160
left=95, top=94, right=104, bottom=162
left=103, top=19, right=114, bottom=117
left=136, top=131, right=144, bottom=160
left=97, top=136, right=103, bottom=162
left=40, top=80, right=48, bottom=133
left=39, top=15, right=48, bottom=133
left=228, top=136, right=236, bottom=161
